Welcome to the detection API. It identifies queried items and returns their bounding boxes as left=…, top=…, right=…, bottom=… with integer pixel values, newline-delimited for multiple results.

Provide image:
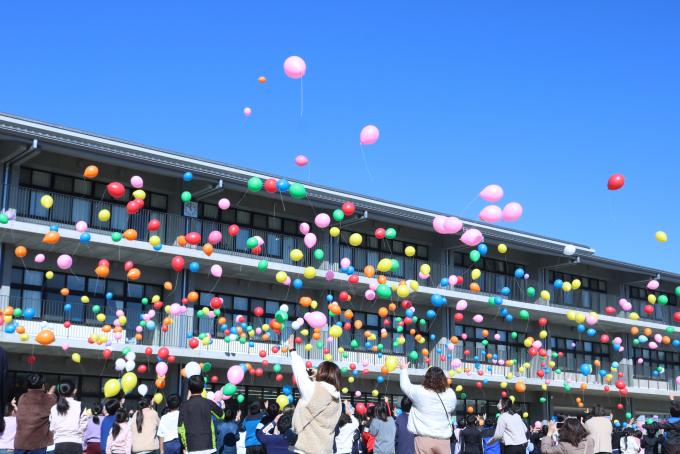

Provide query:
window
left=633, top=347, right=680, bottom=380
left=550, top=336, right=610, bottom=373
left=548, top=271, right=608, bottom=294
left=453, top=323, right=528, bottom=367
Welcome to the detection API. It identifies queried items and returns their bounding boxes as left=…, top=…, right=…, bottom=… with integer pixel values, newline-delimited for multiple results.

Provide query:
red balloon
left=253, top=307, right=265, bottom=317
left=98, top=259, right=110, bottom=267
left=457, top=276, right=464, bottom=285
left=185, top=232, right=202, bottom=245
left=341, top=202, right=356, bottom=216
left=210, top=375, right=219, bottom=383
left=171, top=256, right=185, bottom=272
left=157, top=347, right=169, bottom=360
left=348, top=274, right=359, bottom=284
left=674, top=312, right=680, bottom=323
left=454, top=312, right=464, bottom=322
left=127, top=199, right=143, bottom=215
left=255, top=368, right=264, bottom=377
left=145, top=347, right=153, bottom=356
left=275, top=374, right=283, bottom=382
left=188, top=338, right=199, bottom=349
left=27, top=355, right=37, bottom=365
left=124, top=261, right=134, bottom=272
left=264, top=178, right=278, bottom=193
left=374, top=228, right=386, bottom=239
left=615, top=379, right=626, bottom=390
left=107, top=182, right=126, bottom=199
left=148, top=219, right=161, bottom=231
left=643, top=304, right=655, bottom=315
left=63, top=321, right=71, bottom=329
left=605, top=306, right=617, bottom=315
left=252, top=246, right=262, bottom=255
left=137, top=364, right=147, bottom=374
left=600, top=334, right=610, bottom=343
left=537, top=317, right=548, bottom=327
left=619, top=387, right=628, bottom=397
left=210, top=297, right=223, bottom=310
left=604, top=385, right=610, bottom=393
left=339, top=291, right=350, bottom=302
left=102, top=349, right=112, bottom=359
left=228, top=224, right=240, bottom=237
left=167, top=355, right=176, bottom=363
left=607, top=174, right=625, bottom=190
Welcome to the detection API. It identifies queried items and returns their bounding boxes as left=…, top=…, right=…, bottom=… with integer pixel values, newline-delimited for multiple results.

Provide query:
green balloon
left=196, top=311, right=204, bottom=318
left=0, top=213, right=8, bottom=224
left=111, top=232, right=122, bottom=242
left=141, top=297, right=149, bottom=305
left=275, top=311, right=288, bottom=323
left=247, top=177, right=263, bottom=192
left=202, top=362, right=212, bottom=372
left=139, top=320, right=146, bottom=327
left=563, top=384, right=571, bottom=391
left=625, top=412, right=632, bottom=419
left=13, top=308, right=22, bottom=317
left=396, top=326, right=404, bottom=333
left=519, top=310, right=530, bottom=320
left=246, top=237, right=258, bottom=249
left=92, top=305, right=101, bottom=314
left=539, top=397, right=546, bottom=403
left=459, top=392, right=467, bottom=399
left=121, top=347, right=131, bottom=355
left=257, top=260, right=269, bottom=271
left=385, top=228, right=397, bottom=239
left=350, top=339, right=359, bottom=348
left=527, top=287, right=536, bottom=298
left=676, top=286, right=680, bottom=297
left=237, top=394, right=245, bottom=403
left=180, top=191, right=192, bottom=203
left=376, top=284, right=392, bottom=299
left=658, top=294, right=669, bottom=305
left=487, top=297, right=495, bottom=305
left=313, top=249, right=325, bottom=260
left=289, top=183, right=307, bottom=199
left=481, top=339, right=489, bottom=346
left=666, top=326, right=675, bottom=334
left=332, top=209, right=345, bottom=222
left=273, top=364, right=281, bottom=373
left=554, top=368, right=562, bottom=374
left=390, top=259, right=400, bottom=272
left=408, top=350, right=419, bottom=361
left=223, top=383, right=237, bottom=396
left=511, top=331, right=518, bottom=339
left=469, top=250, right=481, bottom=262
left=632, top=339, right=640, bottom=346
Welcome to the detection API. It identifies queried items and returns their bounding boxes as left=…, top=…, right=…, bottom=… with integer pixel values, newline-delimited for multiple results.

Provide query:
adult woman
left=619, top=429, right=640, bottom=454
left=130, top=398, right=159, bottom=454
left=49, top=381, right=85, bottom=454
left=398, top=358, right=457, bottom=454
left=541, top=419, right=594, bottom=454
left=584, top=406, right=612, bottom=454
left=369, top=400, right=396, bottom=454
left=82, top=404, right=104, bottom=454
left=489, top=398, right=528, bottom=454
left=286, top=335, right=342, bottom=454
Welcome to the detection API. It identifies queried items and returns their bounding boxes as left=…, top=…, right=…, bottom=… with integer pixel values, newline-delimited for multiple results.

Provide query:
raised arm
left=398, top=359, right=415, bottom=400
left=287, top=335, right=315, bottom=400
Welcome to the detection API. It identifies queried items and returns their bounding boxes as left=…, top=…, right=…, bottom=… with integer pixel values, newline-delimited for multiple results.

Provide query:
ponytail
left=112, top=408, right=128, bottom=440
left=55, top=380, right=76, bottom=416
left=136, top=398, right=150, bottom=433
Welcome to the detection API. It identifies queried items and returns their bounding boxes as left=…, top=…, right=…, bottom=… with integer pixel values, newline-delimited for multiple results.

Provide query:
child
left=216, top=408, right=240, bottom=454
left=15, top=374, right=56, bottom=454
left=642, top=425, right=662, bottom=454
left=460, top=414, right=483, bottom=454
left=482, top=417, right=501, bottom=454
left=255, top=412, right=296, bottom=454
left=178, top=375, right=224, bottom=454
left=131, top=398, right=160, bottom=454
left=242, top=401, right=265, bottom=454
left=335, top=402, right=360, bottom=454
left=49, top=380, right=84, bottom=454
left=82, top=404, right=103, bottom=454
left=158, top=395, right=181, bottom=454
left=106, top=409, right=132, bottom=454
left=0, top=400, right=17, bottom=454
left=100, top=399, right=122, bottom=454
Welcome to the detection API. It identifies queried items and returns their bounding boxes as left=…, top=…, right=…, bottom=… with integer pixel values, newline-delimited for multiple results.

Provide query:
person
left=362, top=406, right=377, bottom=454
left=100, top=399, right=122, bottom=454
left=216, top=407, right=240, bottom=454
left=0, top=347, right=8, bottom=436
left=178, top=375, right=224, bottom=454
left=454, top=418, right=467, bottom=454
left=335, top=401, right=359, bottom=454
left=82, top=404, right=103, bottom=454
left=395, top=396, right=415, bottom=454
left=15, top=373, right=57, bottom=454
left=541, top=419, right=593, bottom=454
left=460, top=415, right=483, bottom=454
left=528, top=425, right=548, bottom=454
left=642, top=426, right=662, bottom=454
left=584, top=406, right=613, bottom=454
left=398, top=358, right=457, bottom=454
left=242, top=401, right=265, bottom=454
left=620, top=428, right=640, bottom=454
left=481, top=418, right=500, bottom=454
left=255, top=411, right=297, bottom=454
left=106, top=409, right=132, bottom=454
left=0, top=399, right=17, bottom=454
left=369, top=400, right=396, bottom=454
left=130, top=398, right=159, bottom=454
left=157, top=395, right=181, bottom=454
left=490, top=398, right=528, bottom=454
left=287, top=335, right=342, bottom=454
left=49, top=381, right=85, bottom=454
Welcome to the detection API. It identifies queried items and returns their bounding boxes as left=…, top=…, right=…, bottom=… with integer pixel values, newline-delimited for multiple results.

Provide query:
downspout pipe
left=2, top=139, right=39, bottom=211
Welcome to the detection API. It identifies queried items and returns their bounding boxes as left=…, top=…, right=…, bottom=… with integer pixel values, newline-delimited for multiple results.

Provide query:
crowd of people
left=2, top=358, right=680, bottom=454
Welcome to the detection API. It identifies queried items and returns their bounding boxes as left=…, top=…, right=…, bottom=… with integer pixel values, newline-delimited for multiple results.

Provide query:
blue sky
left=2, top=1, right=680, bottom=272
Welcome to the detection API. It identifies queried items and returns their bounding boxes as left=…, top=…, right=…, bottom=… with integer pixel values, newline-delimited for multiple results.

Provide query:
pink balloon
left=472, top=314, right=484, bottom=323
left=299, top=222, right=310, bottom=235
left=314, top=213, right=331, bottom=229
left=460, top=229, right=484, bottom=246
left=359, top=125, right=380, bottom=145
left=432, top=215, right=447, bottom=234
left=303, top=233, right=317, bottom=248
left=56, top=254, right=73, bottom=270
left=130, top=176, right=144, bottom=189
left=283, top=277, right=291, bottom=286
left=243, top=107, right=252, bottom=117
left=340, top=257, right=351, bottom=269
left=295, top=155, right=309, bottom=167
left=208, top=230, right=223, bottom=245
left=218, top=198, right=230, bottom=210
left=210, top=264, right=223, bottom=278
left=479, top=205, right=502, bottom=223
left=155, top=362, right=168, bottom=376
left=364, top=289, right=376, bottom=301
left=451, top=358, right=462, bottom=368
left=647, top=279, right=660, bottom=290
left=75, top=221, right=88, bottom=232
left=325, top=270, right=335, bottom=281
left=649, top=341, right=658, bottom=350
left=654, top=333, right=663, bottom=343
left=502, top=202, right=523, bottom=222
left=618, top=298, right=633, bottom=311
left=34, top=253, right=45, bottom=263
left=304, top=311, right=328, bottom=329
left=227, top=365, right=245, bottom=385
left=283, top=56, right=307, bottom=79
left=479, top=184, right=504, bottom=203
left=444, top=217, right=463, bottom=234
left=455, top=300, right=468, bottom=311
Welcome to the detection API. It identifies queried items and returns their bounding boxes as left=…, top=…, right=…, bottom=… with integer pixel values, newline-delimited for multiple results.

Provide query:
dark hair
left=671, top=400, right=680, bottom=417
left=645, top=425, right=658, bottom=437
left=166, top=394, right=181, bottom=411
left=591, top=405, right=608, bottom=417
left=457, top=417, right=467, bottom=428
left=136, top=398, right=150, bottom=433
left=366, top=405, right=375, bottom=419
left=224, top=407, right=236, bottom=422
left=282, top=404, right=295, bottom=417
left=249, top=400, right=262, bottom=416
left=104, top=398, right=121, bottom=416
left=400, top=396, right=412, bottom=413
left=90, top=403, right=102, bottom=424
left=559, top=418, right=588, bottom=447
left=422, top=367, right=448, bottom=393
left=111, top=408, right=129, bottom=440
left=26, top=373, right=44, bottom=390
left=187, top=375, right=204, bottom=394
left=56, top=380, right=76, bottom=415
left=266, top=401, right=280, bottom=419
left=466, top=414, right=478, bottom=426
left=634, top=430, right=642, bottom=438
left=278, top=413, right=293, bottom=433
left=485, top=417, right=497, bottom=427
left=338, top=413, right=352, bottom=428
left=498, top=397, right=513, bottom=414
left=375, top=401, right=389, bottom=422
left=315, top=361, right=341, bottom=391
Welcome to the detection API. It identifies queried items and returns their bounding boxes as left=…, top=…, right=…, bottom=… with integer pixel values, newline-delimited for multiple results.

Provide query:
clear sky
left=2, top=1, right=679, bottom=273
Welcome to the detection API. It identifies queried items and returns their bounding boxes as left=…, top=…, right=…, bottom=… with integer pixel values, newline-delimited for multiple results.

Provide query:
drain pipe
left=2, top=139, right=39, bottom=211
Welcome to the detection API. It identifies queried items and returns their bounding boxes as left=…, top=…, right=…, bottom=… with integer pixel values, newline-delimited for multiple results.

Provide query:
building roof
left=1, top=111, right=678, bottom=282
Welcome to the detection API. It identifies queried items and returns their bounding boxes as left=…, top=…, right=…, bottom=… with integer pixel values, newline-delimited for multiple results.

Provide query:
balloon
left=35, top=329, right=55, bottom=345
left=210, top=264, right=223, bottom=278
left=502, top=202, right=523, bottom=222
left=106, top=182, right=125, bottom=199
left=460, top=229, right=484, bottom=246
left=432, top=215, right=447, bottom=234
left=83, top=165, right=99, bottom=179
left=98, top=209, right=111, bottom=222
left=563, top=244, right=576, bottom=256
left=218, top=198, right=230, bottom=210
left=444, top=217, right=463, bottom=234
left=171, top=256, right=185, bottom=272
left=295, top=155, right=309, bottom=166
left=607, top=174, right=625, bottom=190
left=315, top=213, right=331, bottom=229
left=243, top=107, right=252, bottom=117
left=137, top=384, right=148, bottom=396
left=479, top=184, right=504, bottom=203
left=103, top=378, right=121, bottom=398
left=647, top=280, right=660, bottom=290
left=14, top=245, right=27, bottom=258
left=184, top=361, right=202, bottom=378
left=34, top=253, right=45, bottom=263
left=183, top=172, right=193, bottom=182
left=40, top=195, right=54, bottom=209
left=208, top=230, right=222, bottom=245
left=276, top=394, right=289, bottom=409
left=359, top=125, right=380, bottom=145
left=247, top=177, right=263, bottom=192
left=385, top=357, right=398, bottom=373
left=299, top=222, right=310, bottom=235
left=289, top=183, right=307, bottom=199
left=130, top=176, right=144, bottom=188
left=479, top=205, right=502, bottom=223
left=258, top=76, right=266, bottom=83
left=121, top=372, right=138, bottom=394
left=283, top=56, right=307, bottom=79
left=152, top=393, right=163, bottom=405
left=56, top=254, right=73, bottom=270
left=618, top=298, right=633, bottom=311
left=349, top=233, right=363, bottom=247
left=227, top=365, right=245, bottom=385
left=155, top=362, right=168, bottom=376
left=304, top=311, right=327, bottom=329
left=656, top=231, right=668, bottom=243
left=304, top=233, right=317, bottom=249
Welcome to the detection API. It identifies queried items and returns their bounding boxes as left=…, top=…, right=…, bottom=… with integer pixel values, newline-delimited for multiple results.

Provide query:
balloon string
left=300, top=79, right=304, bottom=117
left=360, top=145, right=374, bottom=181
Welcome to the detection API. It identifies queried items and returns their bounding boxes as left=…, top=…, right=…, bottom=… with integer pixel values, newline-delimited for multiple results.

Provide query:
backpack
left=351, top=428, right=365, bottom=454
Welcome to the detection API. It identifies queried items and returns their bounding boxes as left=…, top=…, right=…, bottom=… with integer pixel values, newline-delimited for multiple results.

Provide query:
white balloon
left=280, top=304, right=289, bottom=313
left=206, top=391, right=215, bottom=401
left=125, top=352, right=136, bottom=361
left=114, top=358, right=126, bottom=371
left=563, top=244, right=576, bottom=256
left=138, top=384, right=148, bottom=396
left=125, top=360, right=135, bottom=372
left=184, top=361, right=202, bottom=378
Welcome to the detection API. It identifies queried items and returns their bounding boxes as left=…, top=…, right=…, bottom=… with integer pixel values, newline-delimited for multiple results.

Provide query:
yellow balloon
left=385, top=356, right=399, bottom=372
left=289, top=249, right=304, bottom=261
left=329, top=325, right=343, bottom=338
left=409, top=280, right=419, bottom=291
left=539, top=330, right=548, bottom=339
left=118, top=316, right=127, bottom=326
left=371, top=389, right=379, bottom=397
left=81, top=295, right=90, bottom=303
left=45, top=271, right=54, bottom=280
left=329, top=227, right=340, bottom=238
left=71, top=353, right=81, bottom=363
left=348, top=376, right=355, bottom=383
left=121, top=372, right=138, bottom=394
left=98, top=209, right=111, bottom=222
left=377, top=258, right=392, bottom=273
left=541, top=384, right=548, bottom=391
left=20, top=333, right=29, bottom=342
left=348, top=233, right=363, bottom=247
left=149, top=235, right=161, bottom=246
left=397, top=285, right=410, bottom=298
left=471, top=268, right=481, bottom=280
left=575, top=312, right=586, bottom=324
left=132, top=189, right=146, bottom=200
left=303, top=267, right=316, bottom=279
left=152, top=295, right=161, bottom=303
left=572, top=279, right=581, bottom=290
left=523, top=337, right=534, bottom=348
left=540, top=290, right=551, bottom=301
left=40, top=195, right=54, bottom=209
left=304, top=343, right=312, bottom=351
left=341, top=387, right=348, bottom=394
left=566, top=310, right=576, bottom=321
left=562, top=282, right=572, bottom=292
left=276, top=394, right=289, bottom=408
left=275, top=271, right=288, bottom=283
left=104, top=378, right=121, bottom=398
left=96, top=313, right=106, bottom=323
left=656, top=231, right=668, bottom=243
left=420, top=264, right=431, bottom=275
left=405, top=246, right=416, bottom=257
left=628, top=312, right=640, bottom=321
left=498, top=243, right=508, bottom=254
left=500, top=381, right=508, bottom=389
left=153, top=393, right=163, bottom=405
left=648, top=294, right=657, bottom=304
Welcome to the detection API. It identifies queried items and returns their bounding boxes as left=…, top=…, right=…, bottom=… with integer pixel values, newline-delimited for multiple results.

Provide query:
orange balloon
left=353, top=320, right=363, bottom=330
left=469, top=282, right=481, bottom=293
left=421, top=348, right=429, bottom=357
left=328, top=303, right=342, bottom=315
left=155, top=377, right=166, bottom=389
left=377, top=275, right=387, bottom=284
left=299, top=296, right=312, bottom=307
left=663, top=336, right=671, bottom=345
left=187, top=291, right=199, bottom=303
left=630, top=326, right=639, bottom=335
left=381, top=366, right=388, bottom=374
left=364, top=266, right=375, bottom=278
left=643, top=327, right=652, bottom=337
left=60, top=288, right=70, bottom=296
left=270, top=320, right=282, bottom=331
left=3, top=307, right=13, bottom=316
left=312, top=332, right=321, bottom=340
left=83, top=165, right=99, bottom=179
left=388, top=303, right=397, bottom=312
left=262, top=333, right=270, bottom=341
left=258, top=76, right=267, bottom=84
left=123, top=229, right=138, bottom=241
left=481, top=329, right=489, bottom=338
left=378, top=307, right=388, bottom=318
left=163, top=281, right=173, bottom=291
left=202, top=243, right=213, bottom=256
left=127, top=268, right=141, bottom=281
left=95, top=265, right=110, bottom=278
left=14, top=245, right=27, bottom=258
left=16, top=325, right=25, bottom=335
left=467, top=406, right=475, bottom=414
left=177, top=235, right=187, bottom=247
left=102, top=324, right=112, bottom=333
left=450, top=336, right=459, bottom=344
left=344, top=309, right=354, bottom=319
left=35, top=329, right=56, bottom=345
left=134, top=333, right=143, bottom=341
left=515, top=380, right=527, bottom=393
left=42, top=231, right=60, bottom=245
left=580, top=383, right=588, bottom=391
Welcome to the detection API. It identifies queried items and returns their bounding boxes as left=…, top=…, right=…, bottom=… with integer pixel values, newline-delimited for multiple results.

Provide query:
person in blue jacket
left=241, top=401, right=265, bottom=454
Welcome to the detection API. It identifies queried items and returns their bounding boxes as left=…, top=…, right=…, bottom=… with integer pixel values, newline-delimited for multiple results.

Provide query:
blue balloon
left=426, top=310, right=436, bottom=319
left=146, top=320, right=156, bottom=330
left=4, top=323, right=16, bottom=334
left=24, top=307, right=35, bottom=319
left=346, top=266, right=355, bottom=275
left=553, top=279, right=563, bottom=289
left=477, top=243, right=488, bottom=256
left=153, top=245, right=162, bottom=251
left=576, top=324, right=586, bottom=333
left=504, top=314, right=514, bottom=322
left=189, top=262, right=200, bottom=272
left=440, top=278, right=450, bottom=287
left=580, top=363, right=592, bottom=376
left=277, top=179, right=290, bottom=192
left=500, top=308, right=509, bottom=317
left=429, top=333, right=436, bottom=341
left=514, top=268, right=525, bottom=279
left=611, top=361, right=620, bottom=369
left=501, top=287, right=511, bottom=296
left=598, top=369, right=607, bottom=377
left=430, top=294, right=446, bottom=308
left=106, top=292, right=113, bottom=300
left=376, top=376, right=385, bottom=384
left=405, top=308, right=415, bottom=317
left=493, top=296, right=503, bottom=305
left=326, top=294, right=334, bottom=302
left=673, top=340, right=680, bottom=347
left=586, top=328, right=597, bottom=337
left=293, top=278, right=303, bottom=289
left=64, top=304, right=72, bottom=312
left=183, top=171, right=193, bottom=182
left=50, top=224, right=59, bottom=231
left=79, top=232, right=91, bottom=243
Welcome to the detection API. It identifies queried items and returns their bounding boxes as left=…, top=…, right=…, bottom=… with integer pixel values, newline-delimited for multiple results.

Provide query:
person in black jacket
left=460, top=414, right=484, bottom=454
left=178, top=375, right=224, bottom=453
